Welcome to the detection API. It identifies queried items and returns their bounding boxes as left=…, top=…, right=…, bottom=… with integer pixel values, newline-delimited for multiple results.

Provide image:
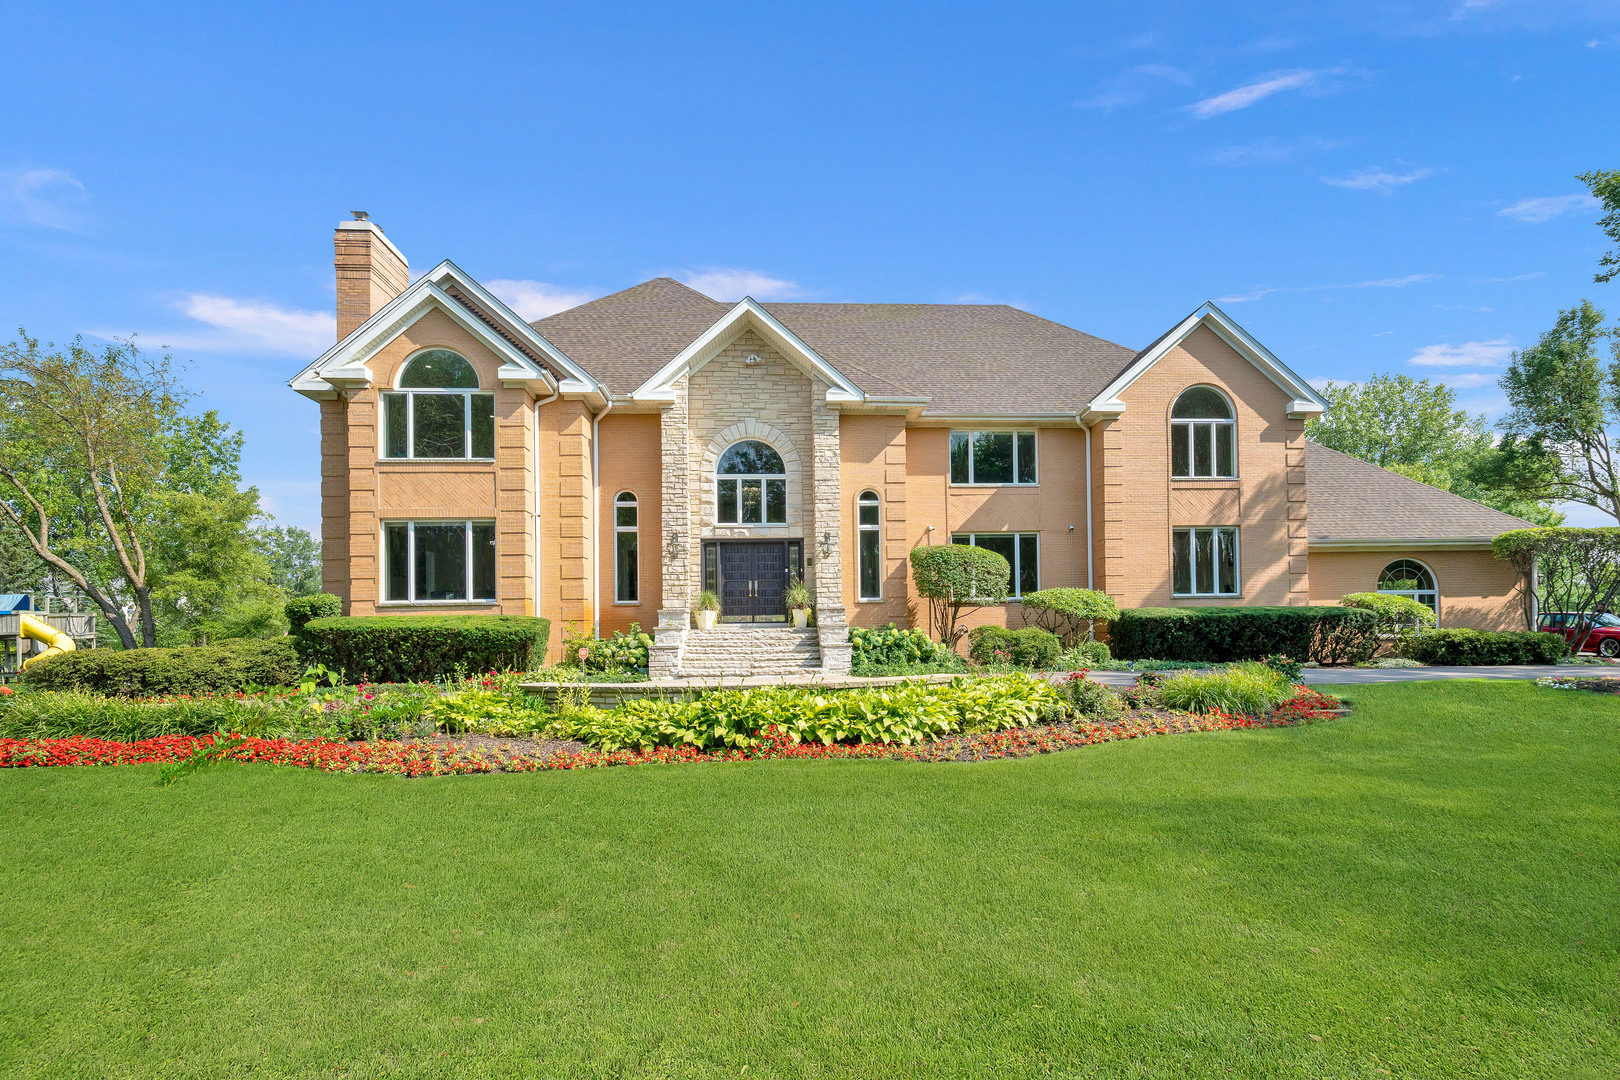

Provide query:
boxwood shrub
left=298, top=614, right=552, bottom=683
left=1110, top=606, right=1379, bottom=664
left=967, top=625, right=1063, bottom=669
left=19, top=638, right=302, bottom=696
left=285, top=593, right=342, bottom=634
left=1402, top=628, right=1570, bottom=665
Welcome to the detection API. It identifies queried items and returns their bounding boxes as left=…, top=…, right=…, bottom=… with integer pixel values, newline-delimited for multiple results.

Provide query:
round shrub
left=1402, top=628, right=1570, bottom=665
left=967, top=625, right=1062, bottom=669
left=1021, top=588, right=1119, bottom=646
left=285, top=593, right=342, bottom=634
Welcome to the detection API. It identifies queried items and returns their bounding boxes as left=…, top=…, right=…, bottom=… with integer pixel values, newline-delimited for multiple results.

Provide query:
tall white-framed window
left=614, top=491, right=639, bottom=604
left=1170, top=386, right=1236, bottom=479
left=716, top=440, right=787, bottom=524
left=382, top=520, right=496, bottom=603
left=1377, top=559, right=1438, bottom=617
left=950, top=532, right=1039, bottom=598
left=857, top=490, right=882, bottom=601
left=950, top=430, right=1037, bottom=485
left=381, top=349, right=495, bottom=460
left=1172, top=526, right=1239, bottom=596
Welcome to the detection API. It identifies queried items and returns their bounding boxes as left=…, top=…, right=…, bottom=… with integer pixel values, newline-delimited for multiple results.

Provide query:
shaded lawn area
left=1, top=681, right=1616, bottom=1079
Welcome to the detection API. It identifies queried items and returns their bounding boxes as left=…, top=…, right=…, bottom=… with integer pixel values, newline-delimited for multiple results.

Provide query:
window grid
left=949, top=430, right=1038, bottom=486
left=716, top=440, right=788, bottom=525
left=857, top=491, right=881, bottom=601
left=1170, top=387, right=1237, bottom=479
left=382, top=520, right=497, bottom=603
left=1377, top=559, right=1438, bottom=618
left=614, top=492, right=639, bottom=604
left=949, top=532, right=1039, bottom=598
left=1171, top=526, right=1239, bottom=596
left=383, top=391, right=495, bottom=460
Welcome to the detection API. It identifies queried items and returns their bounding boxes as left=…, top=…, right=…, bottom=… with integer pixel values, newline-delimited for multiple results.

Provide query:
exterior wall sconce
left=744, top=353, right=761, bottom=366
left=665, top=529, right=682, bottom=559
left=820, top=531, right=833, bottom=557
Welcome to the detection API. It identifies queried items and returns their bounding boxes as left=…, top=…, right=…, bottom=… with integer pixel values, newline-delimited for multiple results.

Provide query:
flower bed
left=1534, top=675, right=1620, bottom=694
left=0, top=687, right=1343, bottom=776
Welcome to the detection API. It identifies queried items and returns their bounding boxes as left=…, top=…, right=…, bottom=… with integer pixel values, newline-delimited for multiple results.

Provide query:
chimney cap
left=350, top=210, right=370, bottom=221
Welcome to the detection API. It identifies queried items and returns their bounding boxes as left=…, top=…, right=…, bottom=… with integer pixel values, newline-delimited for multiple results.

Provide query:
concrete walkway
left=1083, top=664, right=1611, bottom=687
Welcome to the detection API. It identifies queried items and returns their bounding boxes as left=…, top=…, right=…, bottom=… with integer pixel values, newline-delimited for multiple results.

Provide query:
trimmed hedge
left=298, top=615, right=551, bottom=683
left=285, top=593, right=342, bottom=634
left=967, top=625, right=1063, bottom=669
left=1110, top=606, right=1379, bottom=664
left=1402, top=628, right=1571, bottom=666
left=19, top=638, right=302, bottom=696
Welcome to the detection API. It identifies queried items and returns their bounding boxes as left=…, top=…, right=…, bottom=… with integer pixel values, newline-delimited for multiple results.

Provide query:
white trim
left=613, top=490, right=639, bottom=605
left=381, top=519, right=497, bottom=603
left=1307, top=537, right=1498, bottom=551
left=1376, top=557, right=1440, bottom=621
left=949, top=429, right=1039, bottom=487
left=1085, top=302, right=1328, bottom=421
left=289, top=260, right=591, bottom=400
left=856, top=489, right=882, bottom=602
left=1170, top=384, right=1238, bottom=480
left=1083, top=420, right=1094, bottom=591
left=629, top=297, right=864, bottom=403
left=1172, top=526, right=1241, bottom=597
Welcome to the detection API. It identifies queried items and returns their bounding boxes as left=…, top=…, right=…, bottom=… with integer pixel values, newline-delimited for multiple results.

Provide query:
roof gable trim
left=1084, top=302, right=1328, bottom=422
left=629, top=298, right=864, bottom=403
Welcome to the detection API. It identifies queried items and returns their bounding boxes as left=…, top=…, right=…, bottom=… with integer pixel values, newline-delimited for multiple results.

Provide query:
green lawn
left=1, top=681, right=1616, bottom=1079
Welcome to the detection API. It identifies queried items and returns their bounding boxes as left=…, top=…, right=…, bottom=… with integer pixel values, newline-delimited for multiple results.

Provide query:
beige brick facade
left=306, top=233, right=1525, bottom=657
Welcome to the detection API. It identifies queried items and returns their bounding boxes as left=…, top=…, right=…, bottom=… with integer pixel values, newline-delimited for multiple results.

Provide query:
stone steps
left=676, top=626, right=823, bottom=678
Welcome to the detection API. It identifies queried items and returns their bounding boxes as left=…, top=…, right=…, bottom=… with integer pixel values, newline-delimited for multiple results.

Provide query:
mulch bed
left=0, top=694, right=1345, bottom=777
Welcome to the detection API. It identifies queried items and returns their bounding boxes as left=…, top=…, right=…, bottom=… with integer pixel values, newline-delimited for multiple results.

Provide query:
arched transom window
left=383, top=349, right=494, bottom=459
left=1171, top=386, right=1236, bottom=479
left=1378, top=559, right=1438, bottom=616
left=857, top=490, right=881, bottom=601
left=716, top=440, right=787, bottom=524
left=614, top=492, right=639, bottom=604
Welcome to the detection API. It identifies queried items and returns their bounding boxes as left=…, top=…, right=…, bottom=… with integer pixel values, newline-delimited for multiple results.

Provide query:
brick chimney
left=334, top=212, right=409, bottom=340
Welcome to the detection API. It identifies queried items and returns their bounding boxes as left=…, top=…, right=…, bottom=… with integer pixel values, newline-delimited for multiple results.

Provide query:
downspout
left=590, top=395, right=615, bottom=638
left=532, top=383, right=559, bottom=617
left=1083, top=419, right=1094, bottom=590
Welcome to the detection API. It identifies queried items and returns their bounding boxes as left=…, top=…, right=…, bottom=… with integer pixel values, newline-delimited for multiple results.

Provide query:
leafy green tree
left=1581, top=169, right=1620, bottom=284
left=1473, top=301, right=1620, bottom=524
left=148, top=488, right=287, bottom=644
left=1307, top=374, right=1562, bottom=525
left=909, top=544, right=1010, bottom=647
left=254, top=525, right=323, bottom=598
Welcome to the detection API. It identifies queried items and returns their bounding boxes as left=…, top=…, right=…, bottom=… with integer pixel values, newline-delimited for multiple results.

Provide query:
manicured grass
left=1, top=681, right=1616, bottom=1079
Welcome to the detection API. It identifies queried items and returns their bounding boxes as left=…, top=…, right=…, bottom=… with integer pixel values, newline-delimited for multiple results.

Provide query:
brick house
left=290, top=216, right=1531, bottom=675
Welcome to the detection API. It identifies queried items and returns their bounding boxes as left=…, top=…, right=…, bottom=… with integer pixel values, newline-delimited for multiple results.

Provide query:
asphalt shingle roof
left=531, top=278, right=1139, bottom=410
left=1306, top=441, right=1534, bottom=542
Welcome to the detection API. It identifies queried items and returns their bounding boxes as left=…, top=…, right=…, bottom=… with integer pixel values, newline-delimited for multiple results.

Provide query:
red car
left=1539, top=611, right=1620, bottom=657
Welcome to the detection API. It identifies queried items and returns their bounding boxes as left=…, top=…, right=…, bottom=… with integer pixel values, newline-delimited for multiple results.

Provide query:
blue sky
left=3, top=0, right=1618, bottom=531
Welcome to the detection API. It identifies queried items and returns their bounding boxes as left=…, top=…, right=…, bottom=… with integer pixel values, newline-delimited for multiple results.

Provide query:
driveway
left=1081, top=664, right=1611, bottom=687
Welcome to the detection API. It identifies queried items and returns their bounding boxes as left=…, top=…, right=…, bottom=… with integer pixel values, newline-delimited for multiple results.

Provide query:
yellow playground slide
left=18, top=613, right=75, bottom=670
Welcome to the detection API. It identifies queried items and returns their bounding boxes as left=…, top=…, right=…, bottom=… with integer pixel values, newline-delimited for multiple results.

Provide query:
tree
left=1493, top=528, right=1620, bottom=648
left=0, top=334, right=189, bottom=647
left=908, top=544, right=1009, bottom=647
left=1306, top=374, right=1562, bottom=525
left=1581, top=169, right=1620, bottom=284
left=1476, top=301, right=1620, bottom=524
left=148, top=488, right=287, bottom=644
left=254, top=525, right=323, bottom=597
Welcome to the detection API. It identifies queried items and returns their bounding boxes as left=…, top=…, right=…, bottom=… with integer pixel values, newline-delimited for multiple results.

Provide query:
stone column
left=651, top=385, right=691, bottom=678
left=810, top=378, right=851, bottom=674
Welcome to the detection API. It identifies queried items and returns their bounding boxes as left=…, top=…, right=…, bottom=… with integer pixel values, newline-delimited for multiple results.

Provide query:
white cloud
left=1216, top=273, right=1437, bottom=304
left=1475, top=271, right=1545, bottom=283
left=0, top=166, right=88, bottom=230
left=1321, top=166, right=1434, bottom=191
left=681, top=268, right=804, bottom=301
left=1207, top=136, right=1347, bottom=166
left=178, top=294, right=335, bottom=355
left=1408, top=338, right=1514, bottom=367
left=1497, top=194, right=1600, bottom=224
left=487, top=279, right=597, bottom=320
left=1188, top=69, right=1316, bottom=118
left=1076, top=63, right=1193, bottom=110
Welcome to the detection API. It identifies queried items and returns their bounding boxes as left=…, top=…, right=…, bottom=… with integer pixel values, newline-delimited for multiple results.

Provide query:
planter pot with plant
left=785, top=579, right=812, bottom=628
left=693, top=590, right=721, bottom=631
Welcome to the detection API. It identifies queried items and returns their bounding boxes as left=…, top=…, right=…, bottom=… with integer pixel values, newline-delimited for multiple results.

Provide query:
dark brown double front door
left=710, top=540, right=802, bottom=622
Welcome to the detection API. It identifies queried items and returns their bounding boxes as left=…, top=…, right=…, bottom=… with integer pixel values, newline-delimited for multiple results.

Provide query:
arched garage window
left=716, top=440, right=786, bottom=524
left=1378, top=559, right=1438, bottom=617
left=1171, top=386, right=1235, bottom=478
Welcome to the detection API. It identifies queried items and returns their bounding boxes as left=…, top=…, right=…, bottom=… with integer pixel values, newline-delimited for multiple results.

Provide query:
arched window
left=716, top=440, right=787, bottom=524
left=1171, top=386, right=1236, bottom=479
left=857, top=490, right=881, bottom=601
left=1378, top=559, right=1438, bottom=617
left=614, top=492, right=638, bottom=604
left=382, top=349, right=494, bottom=459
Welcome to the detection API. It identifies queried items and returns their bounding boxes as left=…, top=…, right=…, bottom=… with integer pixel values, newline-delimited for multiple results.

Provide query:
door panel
left=720, top=544, right=754, bottom=619
left=717, top=541, right=793, bottom=622
left=753, top=544, right=787, bottom=616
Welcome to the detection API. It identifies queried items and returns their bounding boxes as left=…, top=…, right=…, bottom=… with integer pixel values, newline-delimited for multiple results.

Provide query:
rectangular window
left=1172, top=527, right=1239, bottom=596
left=381, top=520, right=497, bottom=603
left=948, top=430, right=1037, bottom=485
left=949, top=532, right=1039, bottom=599
left=1170, top=421, right=1236, bottom=479
left=715, top=475, right=788, bottom=524
left=378, top=392, right=496, bottom=460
